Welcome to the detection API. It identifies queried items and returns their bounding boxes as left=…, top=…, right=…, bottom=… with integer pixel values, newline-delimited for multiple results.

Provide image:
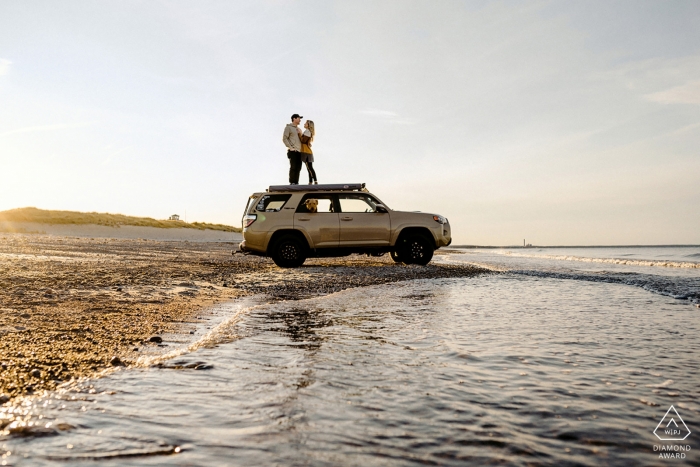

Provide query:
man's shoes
left=314, top=181, right=318, bottom=184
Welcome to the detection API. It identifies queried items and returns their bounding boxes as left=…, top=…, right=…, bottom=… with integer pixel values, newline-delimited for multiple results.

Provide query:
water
left=2, top=247, right=700, bottom=466
left=462, top=245, right=700, bottom=265
left=441, top=246, right=700, bottom=305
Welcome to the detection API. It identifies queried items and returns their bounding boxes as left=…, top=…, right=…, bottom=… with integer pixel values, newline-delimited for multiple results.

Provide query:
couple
left=282, top=113, right=318, bottom=185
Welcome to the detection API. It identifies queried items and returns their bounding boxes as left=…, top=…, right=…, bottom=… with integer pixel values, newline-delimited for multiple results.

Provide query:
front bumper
left=435, top=222, right=452, bottom=247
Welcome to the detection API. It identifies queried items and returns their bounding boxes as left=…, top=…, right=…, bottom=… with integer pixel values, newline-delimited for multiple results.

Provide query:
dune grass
left=0, top=207, right=241, bottom=232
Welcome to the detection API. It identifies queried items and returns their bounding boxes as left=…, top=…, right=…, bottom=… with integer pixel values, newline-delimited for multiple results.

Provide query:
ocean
left=442, top=245, right=700, bottom=305
left=2, top=246, right=699, bottom=466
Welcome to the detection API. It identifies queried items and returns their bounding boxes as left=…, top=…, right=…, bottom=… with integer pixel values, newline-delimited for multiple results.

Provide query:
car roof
left=267, top=183, right=366, bottom=193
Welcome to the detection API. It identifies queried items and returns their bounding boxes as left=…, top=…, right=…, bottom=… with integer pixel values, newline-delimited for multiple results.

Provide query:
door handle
left=341, top=216, right=353, bottom=221
left=298, top=218, right=310, bottom=221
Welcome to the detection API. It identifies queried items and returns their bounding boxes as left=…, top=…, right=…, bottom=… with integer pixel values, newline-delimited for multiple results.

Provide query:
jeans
left=305, top=162, right=317, bottom=183
left=287, top=151, right=302, bottom=184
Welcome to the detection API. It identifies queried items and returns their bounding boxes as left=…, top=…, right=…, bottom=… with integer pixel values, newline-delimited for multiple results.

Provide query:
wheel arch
left=395, top=227, right=436, bottom=248
left=267, top=229, right=310, bottom=255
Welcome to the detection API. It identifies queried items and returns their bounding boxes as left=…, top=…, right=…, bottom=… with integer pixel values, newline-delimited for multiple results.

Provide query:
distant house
left=168, top=214, right=180, bottom=221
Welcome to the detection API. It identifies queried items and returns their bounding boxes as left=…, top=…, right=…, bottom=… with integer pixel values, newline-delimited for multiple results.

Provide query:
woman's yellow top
left=300, top=130, right=313, bottom=155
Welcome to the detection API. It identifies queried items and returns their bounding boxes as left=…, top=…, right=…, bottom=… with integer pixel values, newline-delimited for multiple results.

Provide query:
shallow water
left=441, top=246, right=700, bottom=305
left=2, top=266, right=699, bottom=466
left=477, top=245, right=700, bottom=265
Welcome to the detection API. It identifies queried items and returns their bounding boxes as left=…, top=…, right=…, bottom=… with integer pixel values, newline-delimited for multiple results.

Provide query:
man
left=282, top=114, right=303, bottom=185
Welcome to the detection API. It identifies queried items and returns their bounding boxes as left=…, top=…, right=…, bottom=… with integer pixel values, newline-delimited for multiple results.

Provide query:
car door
left=294, top=193, right=339, bottom=248
left=337, top=193, right=391, bottom=246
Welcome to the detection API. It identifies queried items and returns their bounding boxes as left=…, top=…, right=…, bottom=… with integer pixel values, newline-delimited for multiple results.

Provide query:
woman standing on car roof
left=298, top=120, right=318, bottom=185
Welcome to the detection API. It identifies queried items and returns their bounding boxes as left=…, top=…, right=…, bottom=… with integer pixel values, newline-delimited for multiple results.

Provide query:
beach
left=0, top=229, right=485, bottom=404
left=2, top=234, right=700, bottom=466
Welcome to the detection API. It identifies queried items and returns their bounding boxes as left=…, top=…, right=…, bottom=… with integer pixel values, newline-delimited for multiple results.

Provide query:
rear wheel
left=401, top=234, right=434, bottom=265
left=271, top=235, right=307, bottom=268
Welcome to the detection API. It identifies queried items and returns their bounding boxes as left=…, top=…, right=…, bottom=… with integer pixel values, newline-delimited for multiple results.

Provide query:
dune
left=0, top=207, right=242, bottom=242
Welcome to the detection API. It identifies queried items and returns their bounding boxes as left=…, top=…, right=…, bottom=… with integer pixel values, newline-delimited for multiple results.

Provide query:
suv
left=239, top=183, right=451, bottom=268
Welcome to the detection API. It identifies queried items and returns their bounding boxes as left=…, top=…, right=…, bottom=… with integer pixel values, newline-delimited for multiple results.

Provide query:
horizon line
left=448, top=244, right=700, bottom=249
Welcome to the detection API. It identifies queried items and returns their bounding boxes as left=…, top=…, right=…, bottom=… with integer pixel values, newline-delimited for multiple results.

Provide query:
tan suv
left=239, top=183, right=451, bottom=268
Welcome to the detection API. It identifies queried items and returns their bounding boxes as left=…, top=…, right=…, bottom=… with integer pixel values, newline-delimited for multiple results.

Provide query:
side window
left=256, top=194, right=292, bottom=212
left=296, top=194, right=336, bottom=213
left=337, top=194, right=378, bottom=213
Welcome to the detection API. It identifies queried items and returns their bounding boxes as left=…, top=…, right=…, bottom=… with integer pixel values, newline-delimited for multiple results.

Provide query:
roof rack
left=267, top=183, right=366, bottom=192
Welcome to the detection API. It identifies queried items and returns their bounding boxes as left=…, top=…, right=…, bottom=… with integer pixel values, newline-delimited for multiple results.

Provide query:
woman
left=298, top=120, right=317, bottom=185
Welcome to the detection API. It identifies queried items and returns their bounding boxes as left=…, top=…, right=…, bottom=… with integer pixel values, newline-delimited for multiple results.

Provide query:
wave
left=486, top=251, right=700, bottom=269
left=133, top=296, right=266, bottom=367
left=438, top=255, right=700, bottom=305
left=507, top=269, right=699, bottom=304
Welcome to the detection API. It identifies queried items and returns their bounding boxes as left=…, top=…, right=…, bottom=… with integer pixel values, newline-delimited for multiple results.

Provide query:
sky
left=1, top=0, right=699, bottom=245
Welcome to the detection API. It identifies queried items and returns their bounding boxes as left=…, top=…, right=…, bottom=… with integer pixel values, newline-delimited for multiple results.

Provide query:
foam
left=488, top=250, right=700, bottom=269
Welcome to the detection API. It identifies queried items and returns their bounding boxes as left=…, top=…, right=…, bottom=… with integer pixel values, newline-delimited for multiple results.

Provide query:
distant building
left=168, top=214, right=180, bottom=221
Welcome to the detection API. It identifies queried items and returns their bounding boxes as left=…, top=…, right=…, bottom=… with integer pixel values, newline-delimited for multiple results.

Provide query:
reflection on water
left=2, top=275, right=699, bottom=466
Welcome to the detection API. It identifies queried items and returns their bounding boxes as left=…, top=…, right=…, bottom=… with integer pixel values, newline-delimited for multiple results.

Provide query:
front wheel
left=401, top=234, right=434, bottom=265
left=271, top=235, right=307, bottom=268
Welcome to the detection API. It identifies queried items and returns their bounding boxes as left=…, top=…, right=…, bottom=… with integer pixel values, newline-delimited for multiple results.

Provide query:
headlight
left=433, top=215, right=447, bottom=224
left=243, top=214, right=257, bottom=228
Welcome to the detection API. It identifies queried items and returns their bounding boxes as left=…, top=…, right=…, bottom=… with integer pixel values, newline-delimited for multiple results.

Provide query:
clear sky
left=1, top=0, right=699, bottom=245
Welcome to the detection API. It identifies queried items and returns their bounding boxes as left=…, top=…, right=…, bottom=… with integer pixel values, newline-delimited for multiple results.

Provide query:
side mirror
left=375, top=204, right=388, bottom=213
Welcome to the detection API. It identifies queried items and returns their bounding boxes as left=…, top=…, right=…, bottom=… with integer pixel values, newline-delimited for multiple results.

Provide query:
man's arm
left=282, top=126, right=293, bottom=151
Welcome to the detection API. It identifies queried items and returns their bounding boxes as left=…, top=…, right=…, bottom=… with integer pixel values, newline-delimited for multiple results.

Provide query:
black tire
left=390, top=250, right=404, bottom=263
left=271, top=235, right=307, bottom=268
left=401, top=234, right=434, bottom=265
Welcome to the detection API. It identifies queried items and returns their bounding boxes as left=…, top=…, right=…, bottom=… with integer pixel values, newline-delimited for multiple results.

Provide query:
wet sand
left=0, top=232, right=486, bottom=403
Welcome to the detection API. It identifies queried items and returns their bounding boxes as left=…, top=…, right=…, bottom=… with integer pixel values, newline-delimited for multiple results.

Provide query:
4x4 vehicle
left=239, top=183, right=451, bottom=268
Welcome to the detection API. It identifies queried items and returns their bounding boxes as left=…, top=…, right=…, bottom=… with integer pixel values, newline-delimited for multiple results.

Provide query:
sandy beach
left=0, top=221, right=242, bottom=242
left=0, top=228, right=485, bottom=404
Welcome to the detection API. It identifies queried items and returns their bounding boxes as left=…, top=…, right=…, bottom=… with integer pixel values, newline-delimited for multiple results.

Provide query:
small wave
left=491, top=251, right=700, bottom=269
left=686, top=253, right=700, bottom=258
left=43, top=444, right=181, bottom=461
left=508, top=269, right=699, bottom=304
left=134, top=296, right=266, bottom=367
left=437, top=255, right=699, bottom=304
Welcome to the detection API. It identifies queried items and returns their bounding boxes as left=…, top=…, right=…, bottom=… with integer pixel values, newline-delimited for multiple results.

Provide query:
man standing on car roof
left=283, top=114, right=303, bottom=185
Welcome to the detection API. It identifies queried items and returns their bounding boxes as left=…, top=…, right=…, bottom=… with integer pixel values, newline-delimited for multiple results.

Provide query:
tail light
left=243, top=214, right=257, bottom=228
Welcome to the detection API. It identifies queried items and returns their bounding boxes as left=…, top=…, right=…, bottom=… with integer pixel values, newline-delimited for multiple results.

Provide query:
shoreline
left=0, top=221, right=242, bottom=242
left=0, top=232, right=487, bottom=405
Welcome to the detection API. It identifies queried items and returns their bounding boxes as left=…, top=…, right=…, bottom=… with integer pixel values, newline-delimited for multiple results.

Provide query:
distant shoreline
left=0, top=221, right=243, bottom=243
left=0, top=207, right=241, bottom=233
